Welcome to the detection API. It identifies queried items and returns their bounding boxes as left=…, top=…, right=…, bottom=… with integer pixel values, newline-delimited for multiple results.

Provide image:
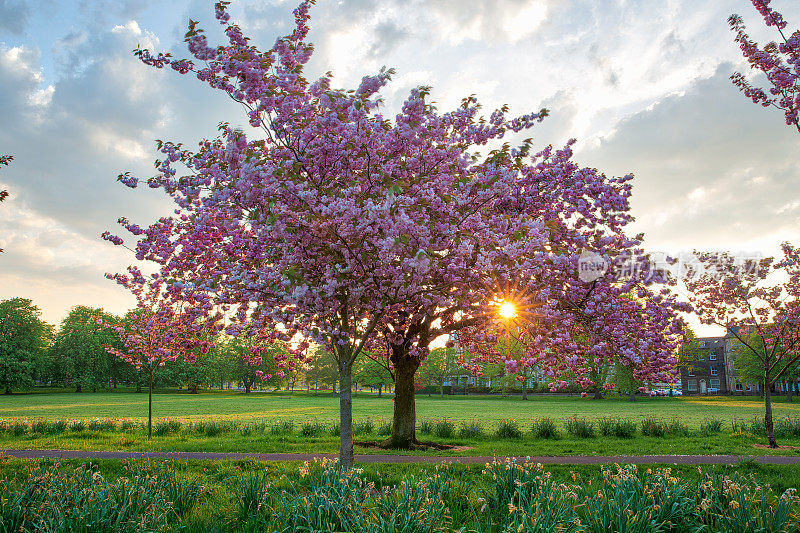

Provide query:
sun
left=498, top=300, right=517, bottom=319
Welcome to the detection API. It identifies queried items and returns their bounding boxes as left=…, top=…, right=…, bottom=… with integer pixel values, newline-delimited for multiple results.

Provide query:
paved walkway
left=2, top=449, right=800, bottom=465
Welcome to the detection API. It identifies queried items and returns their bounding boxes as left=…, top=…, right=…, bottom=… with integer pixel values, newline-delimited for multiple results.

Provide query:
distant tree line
left=0, top=298, right=395, bottom=395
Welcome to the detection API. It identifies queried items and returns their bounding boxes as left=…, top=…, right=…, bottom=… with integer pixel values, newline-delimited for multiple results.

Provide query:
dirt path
left=3, top=449, right=800, bottom=464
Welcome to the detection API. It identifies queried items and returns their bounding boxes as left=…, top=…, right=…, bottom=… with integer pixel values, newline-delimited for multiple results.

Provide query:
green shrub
left=531, top=417, right=559, bottom=439
left=69, top=420, right=86, bottom=432
left=269, top=420, right=294, bottom=435
left=153, top=420, right=181, bottom=436
left=193, top=420, right=231, bottom=437
left=300, top=421, right=325, bottom=437
left=353, top=419, right=374, bottom=435
left=377, top=422, right=392, bottom=436
left=87, top=419, right=116, bottom=432
left=330, top=423, right=340, bottom=437
left=10, top=421, right=27, bottom=436
left=601, top=418, right=637, bottom=438
left=433, top=419, right=455, bottom=439
left=640, top=417, right=666, bottom=437
left=775, top=416, right=800, bottom=437
left=565, top=416, right=595, bottom=438
left=120, top=420, right=136, bottom=431
left=32, top=420, right=67, bottom=435
left=418, top=419, right=434, bottom=435
left=458, top=420, right=484, bottom=439
left=699, top=419, right=723, bottom=435
left=495, top=419, right=522, bottom=439
left=666, top=418, right=690, bottom=436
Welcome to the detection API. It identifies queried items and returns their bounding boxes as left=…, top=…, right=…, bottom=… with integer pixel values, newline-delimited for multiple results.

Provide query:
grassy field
left=1, top=389, right=798, bottom=428
left=2, top=390, right=800, bottom=458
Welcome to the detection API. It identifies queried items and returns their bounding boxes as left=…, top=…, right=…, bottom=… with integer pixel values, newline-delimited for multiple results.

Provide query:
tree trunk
left=4, top=387, right=11, bottom=395
left=338, top=360, right=354, bottom=469
left=148, top=370, right=154, bottom=439
left=439, top=381, right=444, bottom=399
left=522, top=376, right=528, bottom=400
left=765, top=372, right=777, bottom=447
left=245, top=383, right=251, bottom=394
left=593, top=387, right=602, bottom=400
left=377, top=384, right=382, bottom=398
left=387, top=348, right=420, bottom=449
left=786, top=381, right=793, bottom=403
left=628, top=391, right=636, bottom=402
left=190, top=384, right=198, bottom=394
left=76, top=384, right=82, bottom=393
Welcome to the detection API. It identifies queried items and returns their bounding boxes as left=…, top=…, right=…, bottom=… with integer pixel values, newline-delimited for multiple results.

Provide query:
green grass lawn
left=1, top=390, right=800, bottom=457
left=1, top=389, right=798, bottom=429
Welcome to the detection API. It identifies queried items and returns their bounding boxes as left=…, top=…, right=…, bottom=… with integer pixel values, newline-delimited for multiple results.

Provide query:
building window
left=688, top=380, right=697, bottom=392
left=688, top=370, right=695, bottom=376
left=710, top=367, right=718, bottom=376
left=710, top=353, right=717, bottom=361
left=736, top=383, right=743, bottom=391
left=699, top=341, right=706, bottom=347
left=711, top=379, right=720, bottom=389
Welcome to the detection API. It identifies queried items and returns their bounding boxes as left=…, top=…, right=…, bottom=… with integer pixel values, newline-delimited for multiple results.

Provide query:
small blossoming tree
left=101, top=270, right=217, bottom=438
left=730, top=0, right=800, bottom=132
left=684, top=244, right=800, bottom=447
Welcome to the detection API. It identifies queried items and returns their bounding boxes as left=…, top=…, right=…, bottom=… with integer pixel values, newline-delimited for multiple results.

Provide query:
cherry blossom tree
left=105, top=0, right=685, bottom=460
left=684, top=244, right=800, bottom=447
left=730, top=0, right=800, bottom=132
left=0, top=155, right=11, bottom=253
left=101, top=270, right=216, bottom=438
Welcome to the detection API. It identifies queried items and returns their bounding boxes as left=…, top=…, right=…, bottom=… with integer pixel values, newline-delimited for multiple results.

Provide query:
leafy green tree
left=219, top=335, right=288, bottom=393
left=0, top=298, right=50, bottom=394
left=613, top=363, right=644, bottom=401
left=355, top=354, right=393, bottom=397
left=51, top=306, right=121, bottom=392
left=305, top=346, right=339, bottom=396
left=731, top=332, right=800, bottom=402
left=417, top=347, right=457, bottom=398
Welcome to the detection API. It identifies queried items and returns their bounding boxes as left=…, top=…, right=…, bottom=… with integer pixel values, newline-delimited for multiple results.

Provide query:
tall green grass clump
left=300, top=421, right=325, bottom=437
left=458, top=420, right=484, bottom=439
left=531, top=417, right=559, bottom=439
left=699, top=419, right=723, bottom=436
left=433, top=419, right=456, bottom=439
left=495, top=419, right=522, bottom=439
left=598, top=418, right=636, bottom=438
left=565, top=416, right=595, bottom=438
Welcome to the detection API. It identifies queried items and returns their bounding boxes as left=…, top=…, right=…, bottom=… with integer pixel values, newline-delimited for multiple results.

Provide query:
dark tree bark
left=338, top=360, right=354, bottom=469
left=4, top=387, right=11, bottom=395
left=765, top=372, right=777, bottom=447
left=190, top=384, right=198, bottom=394
left=377, top=384, right=382, bottom=398
left=245, top=382, right=251, bottom=394
left=76, top=385, right=82, bottom=393
left=786, top=381, right=793, bottom=403
left=385, top=346, right=421, bottom=449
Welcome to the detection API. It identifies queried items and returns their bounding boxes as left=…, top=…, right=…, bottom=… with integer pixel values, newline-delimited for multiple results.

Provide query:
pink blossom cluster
left=730, top=1, right=800, bottom=131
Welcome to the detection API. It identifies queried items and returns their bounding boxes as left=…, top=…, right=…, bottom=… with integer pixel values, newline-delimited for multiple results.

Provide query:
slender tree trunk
left=76, top=384, right=82, bottom=393
left=245, top=383, right=251, bottom=394
left=765, top=372, right=777, bottom=447
left=439, top=381, right=444, bottom=399
left=338, top=359, right=354, bottom=469
left=4, top=387, right=11, bottom=395
left=786, top=381, right=793, bottom=403
left=628, top=391, right=636, bottom=402
left=377, top=384, right=382, bottom=398
left=522, top=375, right=528, bottom=400
left=593, top=386, right=602, bottom=400
left=148, top=370, right=153, bottom=439
left=387, top=347, right=420, bottom=449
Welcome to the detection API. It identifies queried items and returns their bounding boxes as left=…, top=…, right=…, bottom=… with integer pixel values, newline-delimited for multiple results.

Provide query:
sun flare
left=498, top=300, right=517, bottom=319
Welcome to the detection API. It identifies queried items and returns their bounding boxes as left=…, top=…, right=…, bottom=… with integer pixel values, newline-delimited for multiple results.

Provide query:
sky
left=0, top=0, right=799, bottom=333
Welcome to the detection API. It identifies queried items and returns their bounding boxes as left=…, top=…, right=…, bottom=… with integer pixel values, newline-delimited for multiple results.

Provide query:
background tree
left=0, top=298, right=50, bottom=394
left=730, top=0, right=800, bottom=132
left=355, top=353, right=393, bottom=397
left=305, top=346, right=339, bottom=396
left=417, top=347, right=458, bottom=398
left=613, top=362, right=644, bottom=401
left=731, top=331, right=800, bottom=402
left=102, top=271, right=216, bottom=438
left=50, top=306, right=121, bottom=392
left=684, top=244, right=800, bottom=447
